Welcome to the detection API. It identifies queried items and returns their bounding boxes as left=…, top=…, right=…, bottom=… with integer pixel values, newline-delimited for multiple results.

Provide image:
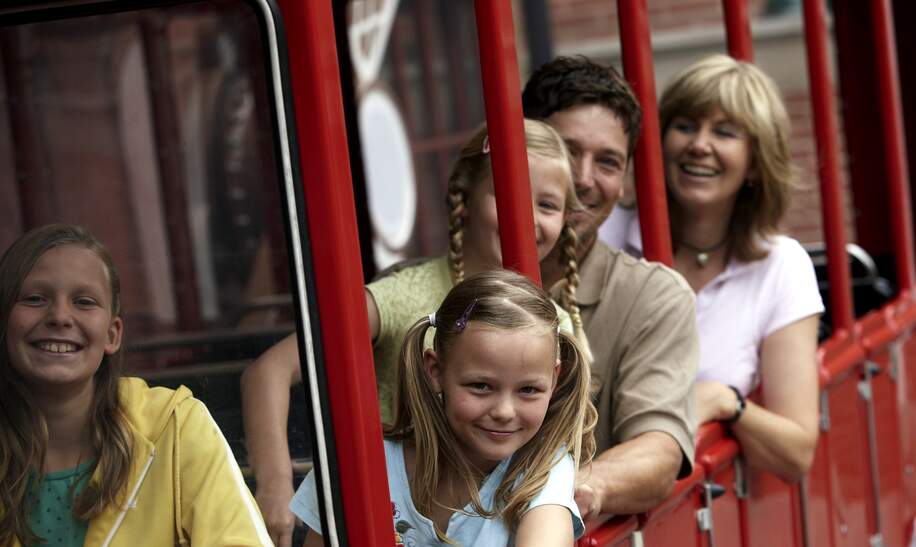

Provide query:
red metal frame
left=802, top=0, right=855, bottom=333
left=278, top=1, right=391, bottom=545
left=617, top=0, right=673, bottom=266
left=474, top=0, right=542, bottom=284
left=871, top=0, right=916, bottom=292
left=722, top=0, right=754, bottom=61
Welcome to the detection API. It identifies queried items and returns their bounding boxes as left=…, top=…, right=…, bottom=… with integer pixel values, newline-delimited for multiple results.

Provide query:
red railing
left=578, top=0, right=916, bottom=545
left=278, top=0, right=916, bottom=546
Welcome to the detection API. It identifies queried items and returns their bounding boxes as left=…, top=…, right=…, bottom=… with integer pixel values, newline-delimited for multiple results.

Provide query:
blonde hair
left=659, top=54, right=798, bottom=261
left=385, top=269, right=597, bottom=543
left=446, top=119, right=592, bottom=362
left=0, top=225, right=132, bottom=545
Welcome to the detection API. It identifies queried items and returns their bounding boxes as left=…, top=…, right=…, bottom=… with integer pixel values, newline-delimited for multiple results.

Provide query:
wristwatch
left=725, top=385, right=746, bottom=424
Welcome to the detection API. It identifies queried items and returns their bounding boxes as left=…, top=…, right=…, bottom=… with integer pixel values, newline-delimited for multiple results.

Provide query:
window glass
left=0, top=4, right=311, bottom=541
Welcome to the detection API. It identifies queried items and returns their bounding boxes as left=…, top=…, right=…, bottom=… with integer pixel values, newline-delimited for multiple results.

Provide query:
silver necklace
left=677, top=237, right=729, bottom=267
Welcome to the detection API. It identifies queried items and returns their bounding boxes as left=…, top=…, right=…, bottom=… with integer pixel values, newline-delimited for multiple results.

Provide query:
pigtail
left=559, top=225, right=594, bottom=365
left=496, top=330, right=597, bottom=529
left=384, top=317, right=491, bottom=543
left=447, top=190, right=467, bottom=284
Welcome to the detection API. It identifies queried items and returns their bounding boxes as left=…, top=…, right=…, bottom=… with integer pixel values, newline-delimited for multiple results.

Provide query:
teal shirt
left=27, top=460, right=94, bottom=547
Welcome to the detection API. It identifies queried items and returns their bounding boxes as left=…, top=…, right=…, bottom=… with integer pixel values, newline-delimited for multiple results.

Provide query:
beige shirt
left=555, top=242, right=698, bottom=476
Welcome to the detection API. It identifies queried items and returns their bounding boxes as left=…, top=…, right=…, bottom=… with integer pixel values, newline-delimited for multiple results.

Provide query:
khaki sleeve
left=607, top=273, right=699, bottom=477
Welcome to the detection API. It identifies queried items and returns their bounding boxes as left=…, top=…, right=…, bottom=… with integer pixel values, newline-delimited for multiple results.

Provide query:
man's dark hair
left=522, top=56, right=642, bottom=157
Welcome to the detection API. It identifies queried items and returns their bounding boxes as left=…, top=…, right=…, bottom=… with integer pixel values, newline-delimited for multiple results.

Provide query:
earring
left=437, top=392, right=444, bottom=404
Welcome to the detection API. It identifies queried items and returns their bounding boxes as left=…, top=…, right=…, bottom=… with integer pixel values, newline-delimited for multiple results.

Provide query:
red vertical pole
left=722, top=0, right=754, bottom=61
left=871, top=0, right=916, bottom=292
left=617, top=0, right=674, bottom=266
left=278, top=1, right=390, bottom=545
left=802, top=0, right=855, bottom=332
left=474, top=0, right=542, bottom=285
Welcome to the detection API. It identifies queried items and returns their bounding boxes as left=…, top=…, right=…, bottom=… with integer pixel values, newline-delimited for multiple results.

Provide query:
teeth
left=37, top=342, right=78, bottom=353
left=681, top=164, right=719, bottom=176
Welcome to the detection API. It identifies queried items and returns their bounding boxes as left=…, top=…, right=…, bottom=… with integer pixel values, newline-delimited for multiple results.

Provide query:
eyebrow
left=563, top=137, right=627, bottom=161
left=20, top=279, right=107, bottom=295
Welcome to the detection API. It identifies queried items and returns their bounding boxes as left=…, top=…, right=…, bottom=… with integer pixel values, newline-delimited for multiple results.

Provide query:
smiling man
left=522, top=56, right=699, bottom=519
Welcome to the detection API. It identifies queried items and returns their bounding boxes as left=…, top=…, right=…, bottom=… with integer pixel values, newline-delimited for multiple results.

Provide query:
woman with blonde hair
left=292, top=269, right=597, bottom=546
left=659, top=54, right=823, bottom=481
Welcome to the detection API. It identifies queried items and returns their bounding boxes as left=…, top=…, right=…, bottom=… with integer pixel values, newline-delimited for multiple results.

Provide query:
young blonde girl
left=291, top=269, right=597, bottom=546
left=0, top=224, right=270, bottom=546
left=241, top=119, right=592, bottom=545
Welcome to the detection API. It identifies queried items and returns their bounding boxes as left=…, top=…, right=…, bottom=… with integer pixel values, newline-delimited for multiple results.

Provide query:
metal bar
left=860, top=364, right=885, bottom=539
left=331, top=0, right=376, bottom=282
left=871, top=0, right=916, bottom=291
left=617, top=0, right=673, bottom=266
left=801, top=0, right=855, bottom=332
left=474, top=0, right=541, bottom=284
left=722, top=0, right=754, bottom=61
left=139, top=13, right=203, bottom=331
left=798, top=478, right=813, bottom=547
left=277, top=0, right=391, bottom=545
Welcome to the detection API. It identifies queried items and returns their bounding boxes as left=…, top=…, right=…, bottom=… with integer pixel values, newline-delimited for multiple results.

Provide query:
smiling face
left=546, top=104, right=629, bottom=242
left=424, top=323, right=559, bottom=472
left=663, top=107, right=754, bottom=217
left=463, top=154, right=569, bottom=270
left=6, top=245, right=123, bottom=394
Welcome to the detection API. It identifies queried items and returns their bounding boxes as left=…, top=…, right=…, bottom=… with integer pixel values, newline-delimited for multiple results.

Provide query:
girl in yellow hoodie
left=0, top=224, right=272, bottom=546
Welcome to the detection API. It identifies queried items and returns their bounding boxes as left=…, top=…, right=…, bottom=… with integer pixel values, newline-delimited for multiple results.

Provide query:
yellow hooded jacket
left=16, top=377, right=273, bottom=546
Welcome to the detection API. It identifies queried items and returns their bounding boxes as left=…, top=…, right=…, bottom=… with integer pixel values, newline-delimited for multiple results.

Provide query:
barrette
left=454, top=299, right=478, bottom=332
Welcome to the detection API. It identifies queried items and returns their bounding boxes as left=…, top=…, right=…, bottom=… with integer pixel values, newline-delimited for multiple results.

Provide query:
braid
left=561, top=225, right=593, bottom=364
left=447, top=190, right=466, bottom=284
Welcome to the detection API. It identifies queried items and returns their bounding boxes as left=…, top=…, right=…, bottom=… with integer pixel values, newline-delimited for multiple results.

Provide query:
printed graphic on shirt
left=392, top=500, right=415, bottom=547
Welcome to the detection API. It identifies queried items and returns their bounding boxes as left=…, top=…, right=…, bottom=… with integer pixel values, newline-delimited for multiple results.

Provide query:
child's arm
left=515, top=504, right=575, bottom=547
left=516, top=452, right=584, bottom=546
left=241, top=333, right=301, bottom=547
left=177, top=399, right=274, bottom=545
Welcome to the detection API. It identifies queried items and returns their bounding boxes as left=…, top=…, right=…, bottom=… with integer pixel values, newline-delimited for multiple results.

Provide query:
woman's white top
left=694, top=235, right=824, bottom=394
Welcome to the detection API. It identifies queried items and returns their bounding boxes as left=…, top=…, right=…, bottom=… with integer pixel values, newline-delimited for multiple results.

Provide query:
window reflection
left=0, top=1, right=305, bottom=492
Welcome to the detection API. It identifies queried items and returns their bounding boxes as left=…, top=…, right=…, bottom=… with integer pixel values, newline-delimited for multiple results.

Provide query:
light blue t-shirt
left=291, top=440, right=584, bottom=546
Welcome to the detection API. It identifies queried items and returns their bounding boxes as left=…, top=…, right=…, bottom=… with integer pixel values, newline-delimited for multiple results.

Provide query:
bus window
left=0, top=1, right=326, bottom=543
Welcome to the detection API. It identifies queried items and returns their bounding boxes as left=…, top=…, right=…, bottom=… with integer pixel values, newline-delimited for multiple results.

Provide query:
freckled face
left=463, top=154, right=569, bottom=268
left=424, top=324, right=559, bottom=472
left=6, top=245, right=122, bottom=393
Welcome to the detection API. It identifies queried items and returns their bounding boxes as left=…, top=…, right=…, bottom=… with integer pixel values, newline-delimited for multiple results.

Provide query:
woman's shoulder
left=754, top=235, right=815, bottom=270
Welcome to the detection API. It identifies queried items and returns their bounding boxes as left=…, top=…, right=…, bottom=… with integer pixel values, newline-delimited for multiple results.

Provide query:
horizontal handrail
left=581, top=292, right=916, bottom=546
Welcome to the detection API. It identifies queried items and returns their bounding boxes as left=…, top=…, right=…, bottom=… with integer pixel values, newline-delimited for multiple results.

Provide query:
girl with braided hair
left=241, top=119, right=590, bottom=546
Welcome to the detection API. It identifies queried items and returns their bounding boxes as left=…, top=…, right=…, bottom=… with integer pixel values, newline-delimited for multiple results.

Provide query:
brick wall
left=549, top=0, right=769, bottom=45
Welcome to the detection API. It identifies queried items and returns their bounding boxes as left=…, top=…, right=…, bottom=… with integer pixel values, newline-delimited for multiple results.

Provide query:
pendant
left=696, top=252, right=710, bottom=267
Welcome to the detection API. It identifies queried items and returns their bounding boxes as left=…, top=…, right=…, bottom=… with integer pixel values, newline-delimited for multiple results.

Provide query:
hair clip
left=481, top=135, right=490, bottom=155
left=428, top=313, right=437, bottom=327
left=454, top=299, right=478, bottom=332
